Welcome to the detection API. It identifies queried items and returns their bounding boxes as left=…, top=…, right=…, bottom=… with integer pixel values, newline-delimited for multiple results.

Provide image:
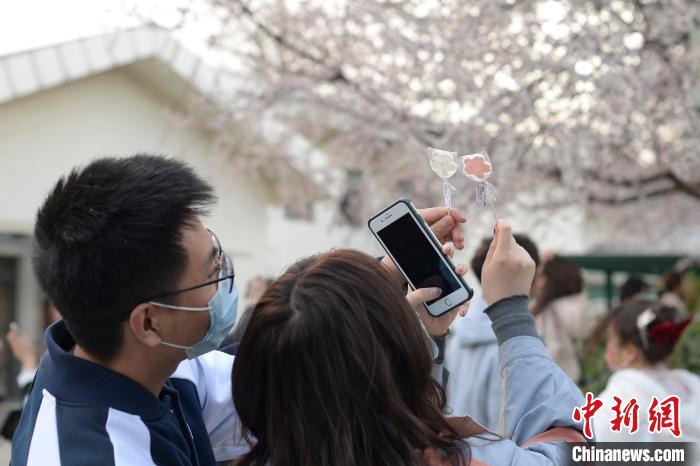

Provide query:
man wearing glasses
left=11, top=156, right=244, bottom=465
left=10, top=155, right=466, bottom=465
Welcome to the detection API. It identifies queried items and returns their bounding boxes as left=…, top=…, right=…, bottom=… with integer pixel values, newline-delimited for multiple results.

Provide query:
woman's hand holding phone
left=407, top=242, right=470, bottom=337
left=374, top=205, right=469, bottom=336
left=417, top=206, right=467, bottom=250
left=372, top=203, right=470, bottom=335
left=379, top=206, right=467, bottom=280
left=409, top=219, right=536, bottom=336
left=481, top=220, right=536, bottom=304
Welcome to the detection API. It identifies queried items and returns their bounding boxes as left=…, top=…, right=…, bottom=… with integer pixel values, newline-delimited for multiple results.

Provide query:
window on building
left=339, top=169, right=364, bottom=227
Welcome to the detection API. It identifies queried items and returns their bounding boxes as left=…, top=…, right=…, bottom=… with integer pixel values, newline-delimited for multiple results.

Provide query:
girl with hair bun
left=594, top=299, right=700, bottom=443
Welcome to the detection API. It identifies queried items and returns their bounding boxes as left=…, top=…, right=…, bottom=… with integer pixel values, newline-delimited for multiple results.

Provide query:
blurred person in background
left=5, top=304, right=60, bottom=388
left=531, top=256, right=595, bottom=384
left=1, top=304, right=60, bottom=440
left=619, top=275, right=650, bottom=303
left=660, top=270, right=690, bottom=317
left=594, top=300, right=699, bottom=442
left=444, top=234, right=539, bottom=431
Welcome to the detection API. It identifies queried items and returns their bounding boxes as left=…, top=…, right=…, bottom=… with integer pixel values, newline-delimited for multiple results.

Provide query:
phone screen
left=377, top=213, right=461, bottom=305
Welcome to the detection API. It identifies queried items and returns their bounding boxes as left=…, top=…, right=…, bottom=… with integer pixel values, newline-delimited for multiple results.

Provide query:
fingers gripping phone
left=368, top=199, right=473, bottom=317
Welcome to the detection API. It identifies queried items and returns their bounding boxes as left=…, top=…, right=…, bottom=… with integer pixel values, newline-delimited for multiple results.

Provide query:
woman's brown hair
left=232, top=249, right=483, bottom=466
left=531, top=255, right=583, bottom=316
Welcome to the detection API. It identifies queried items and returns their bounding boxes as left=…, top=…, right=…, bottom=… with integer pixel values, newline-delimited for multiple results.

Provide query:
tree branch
left=587, top=185, right=679, bottom=205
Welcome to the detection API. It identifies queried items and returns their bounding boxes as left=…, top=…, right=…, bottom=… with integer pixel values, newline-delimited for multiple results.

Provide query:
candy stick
left=442, top=179, right=456, bottom=208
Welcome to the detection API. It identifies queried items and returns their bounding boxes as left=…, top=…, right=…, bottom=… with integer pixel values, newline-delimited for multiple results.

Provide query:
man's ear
left=128, top=303, right=166, bottom=348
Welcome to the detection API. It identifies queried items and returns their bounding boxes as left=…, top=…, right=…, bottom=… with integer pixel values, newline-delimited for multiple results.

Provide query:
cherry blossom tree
left=174, top=0, right=700, bottom=241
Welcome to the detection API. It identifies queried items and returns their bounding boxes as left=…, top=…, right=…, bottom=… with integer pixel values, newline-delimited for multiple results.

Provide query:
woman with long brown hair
left=231, top=222, right=585, bottom=465
left=531, top=256, right=595, bottom=383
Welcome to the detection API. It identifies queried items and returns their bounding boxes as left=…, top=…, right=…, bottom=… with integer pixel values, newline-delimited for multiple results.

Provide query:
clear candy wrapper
left=427, top=147, right=458, bottom=207
left=424, top=147, right=499, bottom=222
left=427, top=147, right=458, bottom=178
left=461, top=150, right=492, bottom=183
left=462, top=150, right=498, bottom=221
left=476, top=181, right=497, bottom=206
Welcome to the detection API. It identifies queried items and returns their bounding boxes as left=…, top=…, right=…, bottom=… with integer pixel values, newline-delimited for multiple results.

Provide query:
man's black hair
left=662, top=270, right=683, bottom=293
left=619, top=275, right=649, bottom=302
left=471, top=233, right=540, bottom=283
left=33, top=155, right=216, bottom=361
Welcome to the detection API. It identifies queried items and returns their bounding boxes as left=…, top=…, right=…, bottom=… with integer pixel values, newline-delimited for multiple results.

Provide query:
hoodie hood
left=537, top=293, right=596, bottom=341
left=452, top=296, right=497, bottom=347
left=544, top=293, right=590, bottom=316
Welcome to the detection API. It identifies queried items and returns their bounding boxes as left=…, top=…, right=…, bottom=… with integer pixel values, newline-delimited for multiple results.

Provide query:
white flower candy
left=426, top=147, right=459, bottom=207
left=427, top=147, right=458, bottom=179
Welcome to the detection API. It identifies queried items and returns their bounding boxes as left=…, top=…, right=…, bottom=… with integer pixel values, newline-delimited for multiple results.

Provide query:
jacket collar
left=41, top=320, right=173, bottom=419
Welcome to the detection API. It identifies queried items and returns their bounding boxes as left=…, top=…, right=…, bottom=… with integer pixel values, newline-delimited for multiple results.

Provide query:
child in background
left=594, top=300, right=700, bottom=443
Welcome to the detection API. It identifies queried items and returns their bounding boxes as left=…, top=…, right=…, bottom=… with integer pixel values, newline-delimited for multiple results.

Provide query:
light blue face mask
left=150, top=275, right=239, bottom=359
left=149, top=232, right=239, bottom=359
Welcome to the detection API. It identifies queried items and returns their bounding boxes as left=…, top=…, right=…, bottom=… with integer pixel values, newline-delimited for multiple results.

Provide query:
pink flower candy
left=462, top=151, right=492, bottom=182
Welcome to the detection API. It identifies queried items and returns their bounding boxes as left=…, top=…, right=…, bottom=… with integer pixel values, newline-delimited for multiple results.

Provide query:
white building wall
left=0, top=66, right=271, bottom=336
left=265, top=200, right=381, bottom=277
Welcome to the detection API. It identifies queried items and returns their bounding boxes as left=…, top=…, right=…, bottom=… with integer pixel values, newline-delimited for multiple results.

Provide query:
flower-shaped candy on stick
left=461, top=150, right=498, bottom=222
left=427, top=147, right=459, bottom=207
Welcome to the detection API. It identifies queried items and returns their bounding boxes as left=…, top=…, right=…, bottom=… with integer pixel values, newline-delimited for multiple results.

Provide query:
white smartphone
left=368, top=198, right=473, bottom=317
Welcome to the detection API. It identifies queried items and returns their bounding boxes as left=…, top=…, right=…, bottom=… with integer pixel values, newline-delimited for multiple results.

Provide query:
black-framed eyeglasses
left=142, top=229, right=235, bottom=302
